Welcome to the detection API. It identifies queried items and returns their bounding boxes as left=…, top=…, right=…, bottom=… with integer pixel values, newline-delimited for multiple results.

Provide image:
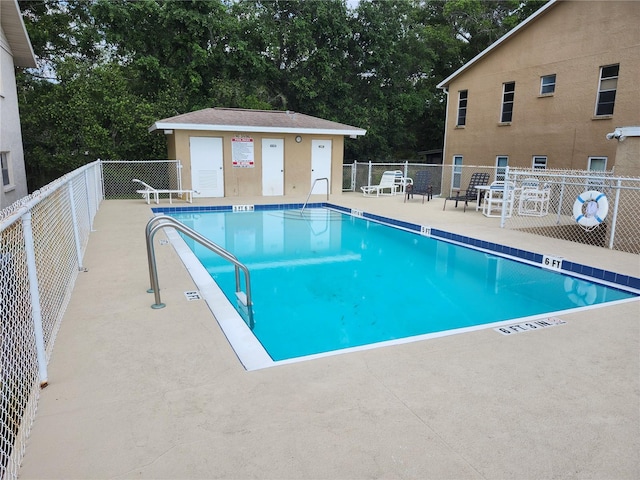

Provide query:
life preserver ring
left=564, top=277, right=597, bottom=306
left=573, top=190, right=608, bottom=228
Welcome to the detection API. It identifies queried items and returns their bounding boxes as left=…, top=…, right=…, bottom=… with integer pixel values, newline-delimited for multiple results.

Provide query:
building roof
left=0, top=0, right=37, bottom=68
left=437, top=0, right=558, bottom=89
left=149, top=108, right=367, bottom=137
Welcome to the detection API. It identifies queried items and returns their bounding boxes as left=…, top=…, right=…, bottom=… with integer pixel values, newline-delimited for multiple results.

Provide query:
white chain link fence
left=343, top=161, right=444, bottom=195
left=0, top=161, right=102, bottom=479
left=440, top=164, right=640, bottom=255
left=0, top=159, right=189, bottom=479
left=101, top=159, right=184, bottom=200
left=504, top=168, right=640, bottom=254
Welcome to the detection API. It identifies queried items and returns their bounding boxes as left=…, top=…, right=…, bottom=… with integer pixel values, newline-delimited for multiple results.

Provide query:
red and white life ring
left=573, top=191, right=608, bottom=228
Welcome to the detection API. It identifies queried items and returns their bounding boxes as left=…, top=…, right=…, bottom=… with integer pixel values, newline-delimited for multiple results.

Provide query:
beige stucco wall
left=612, top=135, right=640, bottom=178
left=0, top=26, right=29, bottom=207
left=605, top=133, right=640, bottom=249
left=442, top=0, right=640, bottom=182
left=165, top=130, right=345, bottom=197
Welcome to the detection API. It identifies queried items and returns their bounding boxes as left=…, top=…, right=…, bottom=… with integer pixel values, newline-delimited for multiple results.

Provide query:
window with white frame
left=587, top=157, right=607, bottom=186
left=496, top=156, right=508, bottom=181
left=500, top=82, right=515, bottom=123
left=456, top=90, right=467, bottom=126
left=1, top=152, right=12, bottom=188
left=595, top=64, right=619, bottom=116
left=532, top=156, right=547, bottom=169
left=452, top=155, right=463, bottom=189
left=540, top=74, right=556, bottom=95
left=588, top=156, right=607, bottom=171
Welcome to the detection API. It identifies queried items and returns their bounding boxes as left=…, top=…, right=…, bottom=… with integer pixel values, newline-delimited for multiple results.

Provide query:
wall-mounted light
left=606, top=127, right=640, bottom=142
left=606, top=129, right=625, bottom=142
left=295, top=135, right=302, bottom=143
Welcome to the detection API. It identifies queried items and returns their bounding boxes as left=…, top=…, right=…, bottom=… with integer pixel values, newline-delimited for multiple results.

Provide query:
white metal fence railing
left=343, top=161, right=444, bottom=195
left=0, top=159, right=188, bottom=479
left=0, top=161, right=102, bottom=480
left=503, top=167, right=640, bottom=254
left=440, top=164, right=640, bottom=254
left=101, top=159, right=184, bottom=200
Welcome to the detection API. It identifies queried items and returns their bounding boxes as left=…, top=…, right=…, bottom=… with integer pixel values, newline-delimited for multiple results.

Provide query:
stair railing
left=301, top=177, right=329, bottom=214
left=145, top=215, right=254, bottom=328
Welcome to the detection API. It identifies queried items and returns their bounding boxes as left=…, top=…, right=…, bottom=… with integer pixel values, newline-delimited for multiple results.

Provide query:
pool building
left=149, top=107, right=366, bottom=198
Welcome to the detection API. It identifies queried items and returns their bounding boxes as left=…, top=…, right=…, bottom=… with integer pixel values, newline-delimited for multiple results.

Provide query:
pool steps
left=235, top=292, right=255, bottom=328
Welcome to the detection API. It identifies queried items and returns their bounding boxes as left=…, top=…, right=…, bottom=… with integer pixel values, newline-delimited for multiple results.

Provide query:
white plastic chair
left=392, top=170, right=413, bottom=194
left=482, top=181, right=516, bottom=217
left=521, top=177, right=540, bottom=189
left=518, top=184, right=550, bottom=216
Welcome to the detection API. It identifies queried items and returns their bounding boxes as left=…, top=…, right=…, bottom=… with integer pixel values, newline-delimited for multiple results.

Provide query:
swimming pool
left=158, top=204, right=638, bottom=369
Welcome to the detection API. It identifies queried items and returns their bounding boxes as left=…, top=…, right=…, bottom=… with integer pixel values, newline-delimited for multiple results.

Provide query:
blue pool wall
left=152, top=202, right=640, bottom=293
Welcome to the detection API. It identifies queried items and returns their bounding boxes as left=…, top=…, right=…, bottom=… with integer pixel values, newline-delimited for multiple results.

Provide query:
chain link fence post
left=21, top=211, right=48, bottom=388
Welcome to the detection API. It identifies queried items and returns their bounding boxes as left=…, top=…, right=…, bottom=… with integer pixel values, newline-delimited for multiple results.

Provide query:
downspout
left=439, top=86, right=450, bottom=195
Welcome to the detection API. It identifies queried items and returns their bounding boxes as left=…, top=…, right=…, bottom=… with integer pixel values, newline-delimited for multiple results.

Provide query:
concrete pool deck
left=19, top=193, right=639, bottom=479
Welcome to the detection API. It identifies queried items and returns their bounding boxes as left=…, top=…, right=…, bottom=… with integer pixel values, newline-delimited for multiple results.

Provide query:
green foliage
left=16, top=0, right=547, bottom=189
left=443, top=0, right=547, bottom=58
left=19, top=61, right=167, bottom=190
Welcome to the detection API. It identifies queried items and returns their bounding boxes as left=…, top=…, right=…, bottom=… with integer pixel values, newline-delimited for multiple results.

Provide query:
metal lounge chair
left=443, top=172, right=490, bottom=211
left=361, top=171, right=400, bottom=197
left=404, top=170, right=433, bottom=203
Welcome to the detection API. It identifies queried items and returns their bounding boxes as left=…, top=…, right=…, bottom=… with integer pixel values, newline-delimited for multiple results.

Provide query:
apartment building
left=437, top=0, right=639, bottom=194
left=0, top=0, right=36, bottom=207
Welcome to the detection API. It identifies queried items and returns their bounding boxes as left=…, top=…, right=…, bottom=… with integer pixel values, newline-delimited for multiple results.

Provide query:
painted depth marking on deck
left=184, top=291, right=201, bottom=301
left=494, top=317, right=567, bottom=335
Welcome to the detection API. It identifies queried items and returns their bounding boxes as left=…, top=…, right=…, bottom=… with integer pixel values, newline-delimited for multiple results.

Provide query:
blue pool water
left=169, top=208, right=636, bottom=362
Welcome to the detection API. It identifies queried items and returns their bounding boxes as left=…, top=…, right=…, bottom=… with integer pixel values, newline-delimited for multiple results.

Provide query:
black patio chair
left=404, top=170, right=433, bottom=203
left=443, top=172, right=490, bottom=212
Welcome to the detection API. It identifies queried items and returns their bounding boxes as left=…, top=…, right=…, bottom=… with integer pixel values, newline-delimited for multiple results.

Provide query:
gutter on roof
left=2, top=0, right=37, bottom=68
left=436, top=0, right=558, bottom=90
left=148, top=122, right=367, bottom=137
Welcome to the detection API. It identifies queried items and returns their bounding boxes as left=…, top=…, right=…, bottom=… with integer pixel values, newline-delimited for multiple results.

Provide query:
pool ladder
left=145, top=215, right=255, bottom=328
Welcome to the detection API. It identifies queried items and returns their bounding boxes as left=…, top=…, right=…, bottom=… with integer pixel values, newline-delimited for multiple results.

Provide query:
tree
left=17, top=0, right=172, bottom=188
left=19, top=62, right=167, bottom=190
left=344, top=0, right=449, bottom=159
left=229, top=0, right=354, bottom=116
left=16, top=0, right=547, bottom=188
left=443, top=0, right=548, bottom=59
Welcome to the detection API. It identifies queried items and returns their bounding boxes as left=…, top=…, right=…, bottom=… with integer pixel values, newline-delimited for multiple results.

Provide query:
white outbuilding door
left=190, top=136, right=224, bottom=197
left=311, top=139, right=332, bottom=194
left=261, top=138, right=284, bottom=196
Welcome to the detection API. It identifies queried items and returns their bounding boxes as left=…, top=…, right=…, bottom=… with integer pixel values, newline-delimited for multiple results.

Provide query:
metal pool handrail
left=145, top=215, right=254, bottom=328
left=301, top=177, right=329, bottom=214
